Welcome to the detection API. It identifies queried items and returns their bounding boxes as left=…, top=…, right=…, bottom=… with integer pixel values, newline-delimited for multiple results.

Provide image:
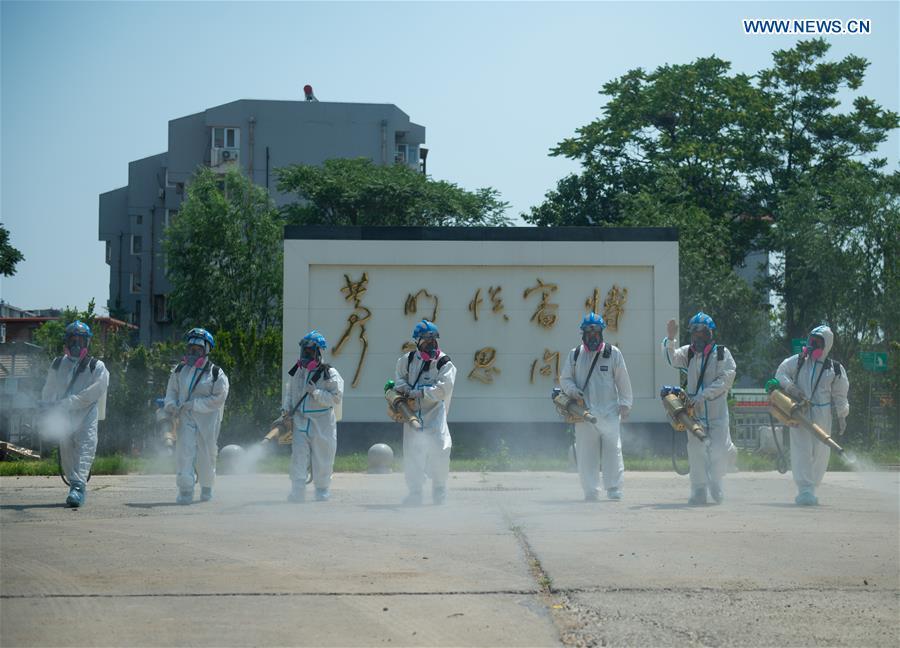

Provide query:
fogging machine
left=659, top=386, right=708, bottom=443
left=550, top=387, right=598, bottom=424
left=384, top=380, right=422, bottom=429
left=765, top=379, right=844, bottom=455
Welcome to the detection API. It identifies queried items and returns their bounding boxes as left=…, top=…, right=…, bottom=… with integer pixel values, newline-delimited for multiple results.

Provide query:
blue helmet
left=64, top=320, right=93, bottom=339
left=184, top=327, right=215, bottom=351
left=412, top=319, right=439, bottom=340
left=688, top=312, right=716, bottom=332
left=300, top=329, right=328, bottom=350
left=580, top=312, right=607, bottom=331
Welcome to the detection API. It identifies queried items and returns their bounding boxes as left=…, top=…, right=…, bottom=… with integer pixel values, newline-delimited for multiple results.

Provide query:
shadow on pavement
left=0, top=502, right=70, bottom=511
left=537, top=499, right=617, bottom=506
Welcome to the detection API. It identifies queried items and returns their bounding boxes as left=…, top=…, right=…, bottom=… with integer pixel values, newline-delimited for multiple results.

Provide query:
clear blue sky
left=2, top=1, right=897, bottom=313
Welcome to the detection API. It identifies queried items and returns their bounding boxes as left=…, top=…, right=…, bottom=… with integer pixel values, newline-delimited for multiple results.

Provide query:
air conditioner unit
left=221, top=148, right=239, bottom=163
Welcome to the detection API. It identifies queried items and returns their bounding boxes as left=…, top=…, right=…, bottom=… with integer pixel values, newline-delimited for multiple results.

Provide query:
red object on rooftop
left=303, top=84, right=317, bottom=102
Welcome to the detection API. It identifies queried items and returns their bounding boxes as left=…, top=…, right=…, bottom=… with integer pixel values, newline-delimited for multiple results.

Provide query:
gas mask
left=299, top=344, right=320, bottom=370
left=183, top=344, right=207, bottom=368
left=581, top=327, right=604, bottom=353
left=417, top=337, right=440, bottom=362
left=690, top=326, right=713, bottom=355
left=64, top=336, right=88, bottom=361
left=803, top=335, right=825, bottom=361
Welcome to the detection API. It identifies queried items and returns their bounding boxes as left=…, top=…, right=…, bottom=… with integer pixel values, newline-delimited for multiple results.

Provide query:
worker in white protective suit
left=560, top=312, right=633, bottom=501
left=40, top=320, right=110, bottom=507
left=283, top=330, right=344, bottom=502
left=164, top=328, right=229, bottom=505
left=662, top=312, right=737, bottom=505
left=775, top=325, right=850, bottom=506
left=393, top=319, right=456, bottom=505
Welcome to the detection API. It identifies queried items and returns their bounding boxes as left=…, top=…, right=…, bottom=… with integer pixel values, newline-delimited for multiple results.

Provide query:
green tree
left=614, top=170, right=771, bottom=379
left=277, top=158, right=510, bottom=226
left=525, top=55, right=769, bottom=369
left=527, top=55, right=767, bottom=263
left=525, top=39, right=898, bottom=391
left=751, top=40, right=898, bottom=340
left=163, top=167, right=283, bottom=334
left=33, top=300, right=99, bottom=357
left=210, top=327, right=284, bottom=444
left=1, top=223, right=25, bottom=276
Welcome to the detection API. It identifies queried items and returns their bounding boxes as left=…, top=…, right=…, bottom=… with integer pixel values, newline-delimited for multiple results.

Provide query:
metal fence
left=730, top=388, right=771, bottom=451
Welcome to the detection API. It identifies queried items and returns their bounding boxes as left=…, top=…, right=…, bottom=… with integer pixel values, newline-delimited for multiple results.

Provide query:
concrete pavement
left=2, top=470, right=898, bottom=646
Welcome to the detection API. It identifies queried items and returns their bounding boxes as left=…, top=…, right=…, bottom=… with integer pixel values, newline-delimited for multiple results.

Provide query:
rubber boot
left=200, top=487, right=213, bottom=502
left=433, top=486, right=447, bottom=505
left=607, top=488, right=623, bottom=501
left=315, top=488, right=330, bottom=502
left=176, top=489, right=193, bottom=505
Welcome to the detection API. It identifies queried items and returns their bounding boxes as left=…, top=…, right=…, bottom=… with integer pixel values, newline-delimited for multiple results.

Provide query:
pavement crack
left=504, top=510, right=590, bottom=647
left=2, top=590, right=538, bottom=599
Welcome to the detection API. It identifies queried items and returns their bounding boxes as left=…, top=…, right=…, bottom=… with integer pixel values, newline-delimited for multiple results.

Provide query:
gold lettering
left=333, top=273, right=371, bottom=388
left=468, top=347, right=501, bottom=384
left=404, top=289, right=439, bottom=322
left=523, top=279, right=559, bottom=329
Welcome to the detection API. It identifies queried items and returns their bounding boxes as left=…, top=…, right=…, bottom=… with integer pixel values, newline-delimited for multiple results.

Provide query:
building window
left=154, top=294, right=170, bottom=323
left=105, top=241, right=112, bottom=264
left=212, top=127, right=239, bottom=148
left=131, top=235, right=142, bottom=255
left=134, top=300, right=142, bottom=326
left=136, top=214, right=143, bottom=225
left=395, top=144, right=408, bottom=165
left=130, top=273, right=142, bottom=293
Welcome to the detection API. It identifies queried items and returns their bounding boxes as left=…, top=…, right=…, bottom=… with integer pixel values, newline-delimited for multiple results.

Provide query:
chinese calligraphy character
left=488, top=286, right=509, bottom=321
left=602, top=284, right=628, bottom=331
left=340, top=272, right=368, bottom=304
left=468, top=347, right=501, bottom=384
left=468, top=288, right=484, bottom=321
left=584, top=288, right=602, bottom=314
left=469, top=286, right=509, bottom=322
left=529, top=349, right=561, bottom=384
left=523, top=278, right=559, bottom=329
left=333, top=273, right=371, bottom=388
left=404, top=289, right=439, bottom=322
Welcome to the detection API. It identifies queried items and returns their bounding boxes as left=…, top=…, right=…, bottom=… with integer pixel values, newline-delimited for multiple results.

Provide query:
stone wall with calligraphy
left=283, top=230, right=678, bottom=424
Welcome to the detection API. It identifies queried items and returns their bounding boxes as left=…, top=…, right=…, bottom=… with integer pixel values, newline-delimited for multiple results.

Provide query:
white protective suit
left=775, top=326, right=850, bottom=493
left=282, top=363, right=344, bottom=491
left=662, top=339, right=737, bottom=492
left=41, top=355, right=110, bottom=485
left=559, top=344, right=633, bottom=496
left=164, top=358, right=229, bottom=493
left=394, top=351, right=456, bottom=496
